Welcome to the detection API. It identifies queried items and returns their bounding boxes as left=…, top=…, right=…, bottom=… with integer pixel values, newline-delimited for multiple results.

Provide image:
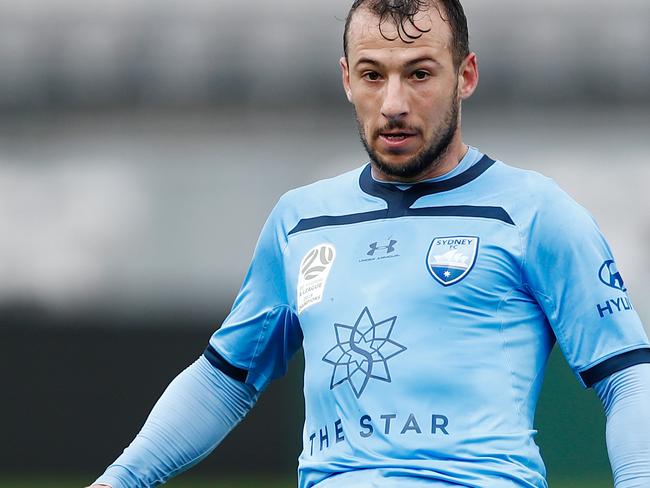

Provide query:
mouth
left=378, top=130, right=418, bottom=148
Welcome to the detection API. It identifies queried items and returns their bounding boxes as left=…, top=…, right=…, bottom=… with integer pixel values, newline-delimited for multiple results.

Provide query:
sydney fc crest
left=426, top=236, right=479, bottom=286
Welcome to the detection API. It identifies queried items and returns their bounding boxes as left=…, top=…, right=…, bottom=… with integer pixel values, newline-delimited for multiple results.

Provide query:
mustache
left=373, top=119, right=421, bottom=138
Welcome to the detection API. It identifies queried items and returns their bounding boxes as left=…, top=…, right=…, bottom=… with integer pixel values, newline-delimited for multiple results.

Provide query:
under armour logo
left=367, top=240, right=397, bottom=256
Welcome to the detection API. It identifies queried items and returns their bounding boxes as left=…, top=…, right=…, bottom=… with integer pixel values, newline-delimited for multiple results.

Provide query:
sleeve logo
left=598, top=259, right=626, bottom=292
left=426, top=236, right=479, bottom=286
left=297, top=244, right=336, bottom=314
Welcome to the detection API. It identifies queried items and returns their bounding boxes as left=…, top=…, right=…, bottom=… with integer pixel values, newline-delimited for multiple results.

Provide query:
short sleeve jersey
left=204, top=149, right=649, bottom=488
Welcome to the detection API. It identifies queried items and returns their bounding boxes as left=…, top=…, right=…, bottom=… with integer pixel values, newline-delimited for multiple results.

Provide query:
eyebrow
left=405, top=56, right=441, bottom=67
left=355, top=56, right=441, bottom=69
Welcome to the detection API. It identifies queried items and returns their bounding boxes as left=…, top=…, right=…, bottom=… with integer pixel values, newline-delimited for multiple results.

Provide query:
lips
left=380, top=131, right=417, bottom=139
left=382, top=133, right=410, bottom=141
left=378, top=130, right=417, bottom=149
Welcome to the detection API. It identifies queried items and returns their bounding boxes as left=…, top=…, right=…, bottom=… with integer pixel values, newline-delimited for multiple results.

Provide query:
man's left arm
left=594, top=363, right=650, bottom=488
left=521, top=178, right=650, bottom=485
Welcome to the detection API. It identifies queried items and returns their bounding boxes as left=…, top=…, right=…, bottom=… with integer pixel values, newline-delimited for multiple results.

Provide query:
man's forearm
left=93, top=356, right=258, bottom=488
left=595, top=363, right=650, bottom=488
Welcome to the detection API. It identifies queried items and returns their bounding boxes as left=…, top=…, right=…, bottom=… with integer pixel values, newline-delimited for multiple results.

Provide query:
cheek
left=352, top=95, right=381, bottom=127
left=353, top=91, right=378, bottom=113
left=417, top=89, right=454, bottom=120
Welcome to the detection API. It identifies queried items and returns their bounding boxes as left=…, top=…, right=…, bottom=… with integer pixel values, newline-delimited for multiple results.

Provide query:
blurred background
left=1, top=0, right=648, bottom=487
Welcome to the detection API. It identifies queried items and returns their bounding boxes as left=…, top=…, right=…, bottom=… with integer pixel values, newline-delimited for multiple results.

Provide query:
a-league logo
left=297, top=244, right=336, bottom=314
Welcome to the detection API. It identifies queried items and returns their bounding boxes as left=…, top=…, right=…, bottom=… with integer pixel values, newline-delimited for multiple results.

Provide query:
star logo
left=322, top=307, right=407, bottom=398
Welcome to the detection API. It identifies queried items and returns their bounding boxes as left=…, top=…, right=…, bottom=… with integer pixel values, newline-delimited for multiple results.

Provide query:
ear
left=340, top=56, right=352, bottom=103
left=458, top=52, right=479, bottom=100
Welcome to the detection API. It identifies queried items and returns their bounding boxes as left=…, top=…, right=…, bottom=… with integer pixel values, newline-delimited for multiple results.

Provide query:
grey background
left=1, top=0, right=648, bottom=320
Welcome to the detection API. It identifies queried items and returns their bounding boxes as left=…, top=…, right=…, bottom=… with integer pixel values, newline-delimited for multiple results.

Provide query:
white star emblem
left=444, top=270, right=451, bottom=278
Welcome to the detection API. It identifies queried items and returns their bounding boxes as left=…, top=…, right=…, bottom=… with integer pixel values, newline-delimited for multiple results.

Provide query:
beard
left=356, top=87, right=460, bottom=181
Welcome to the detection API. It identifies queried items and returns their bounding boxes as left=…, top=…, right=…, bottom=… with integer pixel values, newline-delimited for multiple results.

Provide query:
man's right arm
left=87, top=197, right=300, bottom=488
left=88, top=355, right=259, bottom=488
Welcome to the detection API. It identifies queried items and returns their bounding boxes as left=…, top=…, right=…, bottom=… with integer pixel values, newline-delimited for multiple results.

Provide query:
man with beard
left=90, top=1, right=650, bottom=487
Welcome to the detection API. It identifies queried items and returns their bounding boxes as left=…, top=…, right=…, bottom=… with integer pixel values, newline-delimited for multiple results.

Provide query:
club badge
left=426, top=236, right=479, bottom=286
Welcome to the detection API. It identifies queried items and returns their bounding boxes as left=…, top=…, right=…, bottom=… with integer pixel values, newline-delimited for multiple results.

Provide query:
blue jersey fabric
left=205, top=149, right=650, bottom=488
left=594, top=363, right=650, bottom=488
left=90, top=358, right=650, bottom=488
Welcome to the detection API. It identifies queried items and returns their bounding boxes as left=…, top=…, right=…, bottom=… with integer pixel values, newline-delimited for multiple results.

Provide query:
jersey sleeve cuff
left=203, top=344, right=249, bottom=383
left=580, top=347, right=650, bottom=388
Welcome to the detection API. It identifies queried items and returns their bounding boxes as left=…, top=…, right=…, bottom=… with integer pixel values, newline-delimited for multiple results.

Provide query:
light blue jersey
left=205, top=148, right=650, bottom=488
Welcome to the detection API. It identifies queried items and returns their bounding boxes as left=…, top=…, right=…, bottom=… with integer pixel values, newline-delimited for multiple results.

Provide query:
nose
left=381, top=76, right=409, bottom=121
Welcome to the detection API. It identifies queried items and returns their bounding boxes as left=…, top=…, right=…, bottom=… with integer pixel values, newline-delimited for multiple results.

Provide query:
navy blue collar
left=288, top=155, right=510, bottom=235
left=359, top=155, right=496, bottom=216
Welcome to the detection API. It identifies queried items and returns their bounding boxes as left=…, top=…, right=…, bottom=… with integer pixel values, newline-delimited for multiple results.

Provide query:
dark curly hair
left=343, top=0, right=469, bottom=68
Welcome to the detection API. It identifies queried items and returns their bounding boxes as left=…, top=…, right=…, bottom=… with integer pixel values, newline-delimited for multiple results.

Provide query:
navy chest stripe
left=288, top=205, right=514, bottom=236
left=408, top=206, right=514, bottom=224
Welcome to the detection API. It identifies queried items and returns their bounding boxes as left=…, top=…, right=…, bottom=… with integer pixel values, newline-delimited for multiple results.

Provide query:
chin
left=377, top=147, right=419, bottom=163
left=380, top=154, right=415, bottom=166
left=378, top=149, right=423, bottom=166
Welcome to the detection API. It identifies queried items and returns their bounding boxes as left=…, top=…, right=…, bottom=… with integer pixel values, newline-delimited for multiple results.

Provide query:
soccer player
left=89, top=1, right=650, bottom=487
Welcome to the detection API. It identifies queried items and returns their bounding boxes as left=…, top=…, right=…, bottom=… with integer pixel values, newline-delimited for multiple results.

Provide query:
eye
left=412, top=70, right=430, bottom=81
left=362, top=71, right=382, bottom=82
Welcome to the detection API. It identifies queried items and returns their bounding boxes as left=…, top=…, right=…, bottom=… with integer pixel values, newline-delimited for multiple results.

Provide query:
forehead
left=346, top=6, right=453, bottom=64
